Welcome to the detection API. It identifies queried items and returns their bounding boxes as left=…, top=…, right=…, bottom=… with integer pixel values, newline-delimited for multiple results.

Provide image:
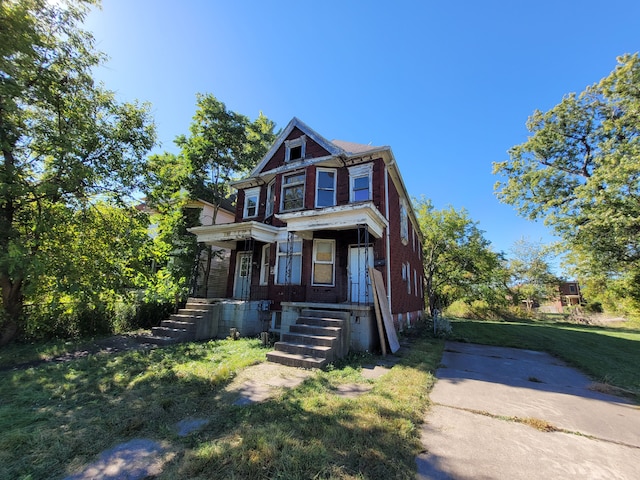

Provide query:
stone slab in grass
left=65, top=438, right=173, bottom=480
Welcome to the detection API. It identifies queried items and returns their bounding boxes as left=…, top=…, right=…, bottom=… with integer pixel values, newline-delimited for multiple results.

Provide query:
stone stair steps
left=268, top=309, right=349, bottom=369
left=273, top=342, right=333, bottom=358
left=265, top=350, right=329, bottom=369
left=136, top=297, right=219, bottom=346
left=281, top=332, right=338, bottom=347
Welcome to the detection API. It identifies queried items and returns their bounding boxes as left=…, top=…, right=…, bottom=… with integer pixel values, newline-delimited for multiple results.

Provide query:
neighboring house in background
left=539, top=281, right=584, bottom=313
left=188, top=117, right=425, bottom=367
left=136, top=197, right=236, bottom=299
left=185, top=198, right=235, bottom=298
left=558, top=281, right=583, bottom=307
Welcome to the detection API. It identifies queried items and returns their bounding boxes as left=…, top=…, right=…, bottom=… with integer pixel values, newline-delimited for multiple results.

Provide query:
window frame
left=312, top=239, right=336, bottom=286
left=285, top=135, right=306, bottom=162
left=260, top=244, right=271, bottom=286
left=281, top=171, right=306, bottom=212
left=315, top=168, right=337, bottom=208
left=265, top=180, right=276, bottom=217
left=275, top=237, right=302, bottom=285
left=348, top=163, right=373, bottom=203
left=243, top=187, right=260, bottom=219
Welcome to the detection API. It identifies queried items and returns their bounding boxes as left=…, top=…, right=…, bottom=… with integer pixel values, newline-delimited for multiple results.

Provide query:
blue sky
left=85, top=1, right=640, bottom=265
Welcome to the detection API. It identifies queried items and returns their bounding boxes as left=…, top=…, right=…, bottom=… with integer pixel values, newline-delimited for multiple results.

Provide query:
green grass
left=449, top=317, right=640, bottom=399
left=0, top=334, right=443, bottom=480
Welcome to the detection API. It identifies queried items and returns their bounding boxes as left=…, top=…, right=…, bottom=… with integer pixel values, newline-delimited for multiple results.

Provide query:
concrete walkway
left=417, top=342, right=640, bottom=479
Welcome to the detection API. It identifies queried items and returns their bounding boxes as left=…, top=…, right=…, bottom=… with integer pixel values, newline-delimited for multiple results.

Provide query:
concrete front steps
left=136, top=298, right=218, bottom=346
left=267, top=309, right=349, bottom=369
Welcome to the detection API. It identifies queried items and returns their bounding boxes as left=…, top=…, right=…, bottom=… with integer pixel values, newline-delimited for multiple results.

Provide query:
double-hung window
left=276, top=237, right=302, bottom=285
left=312, top=239, right=335, bottom=286
left=281, top=172, right=305, bottom=211
left=243, top=187, right=260, bottom=218
left=349, top=163, right=372, bottom=202
left=315, top=168, right=336, bottom=208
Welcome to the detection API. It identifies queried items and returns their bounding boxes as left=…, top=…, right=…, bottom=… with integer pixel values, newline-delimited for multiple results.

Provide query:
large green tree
left=415, top=198, right=503, bottom=315
left=493, top=54, right=640, bottom=298
left=167, top=94, right=277, bottom=296
left=505, top=238, right=559, bottom=310
left=0, top=0, right=156, bottom=344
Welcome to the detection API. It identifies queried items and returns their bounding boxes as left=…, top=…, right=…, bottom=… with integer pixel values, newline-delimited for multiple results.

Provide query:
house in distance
left=188, top=117, right=424, bottom=367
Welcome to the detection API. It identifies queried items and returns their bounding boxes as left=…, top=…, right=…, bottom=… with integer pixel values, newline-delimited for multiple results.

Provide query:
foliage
left=494, top=54, right=640, bottom=315
left=414, top=198, right=506, bottom=313
left=505, top=237, right=559, bottom=309
left=0, top=0, right=156, bottom=344
left=148, top=94, right=277, bottom=296
left=175, top=93, right=277, bottom=209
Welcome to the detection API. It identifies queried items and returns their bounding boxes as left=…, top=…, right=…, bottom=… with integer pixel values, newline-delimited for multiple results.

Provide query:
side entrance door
left=348, top=246, right=373, bottom=303
left=233, top=251, right=252, bottom=299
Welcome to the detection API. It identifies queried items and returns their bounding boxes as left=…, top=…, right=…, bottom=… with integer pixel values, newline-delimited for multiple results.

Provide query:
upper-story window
left=349, top=163, right=372, bottom=202
left=315, top=168, right=336, bottom=208
left=265, top=180, right=275, bottom=217
left=243, top=187, right=260, bottom=218
left=400, top=198, right=409, bottom=245
left=285, top=135, right=306, bottom=162
left=281, top=171, right=305, bottom=211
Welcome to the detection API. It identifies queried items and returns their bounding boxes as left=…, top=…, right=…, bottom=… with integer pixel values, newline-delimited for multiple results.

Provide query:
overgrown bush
left=433, top=315, right=453, bottom=337
left=21, top=296, right=178, bottom=341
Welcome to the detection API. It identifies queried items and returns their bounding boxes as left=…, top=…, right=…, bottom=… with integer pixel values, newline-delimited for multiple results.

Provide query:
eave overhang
left=276, top=202, right=388, bottom=239
left=187, top=221, right=281, bottom=249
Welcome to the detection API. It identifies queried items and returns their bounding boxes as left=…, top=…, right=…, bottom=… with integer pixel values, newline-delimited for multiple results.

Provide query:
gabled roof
left=249, top=117, right=343, bottom=177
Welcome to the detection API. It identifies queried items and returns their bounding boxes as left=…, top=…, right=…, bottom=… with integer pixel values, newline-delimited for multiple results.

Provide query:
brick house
left=188, top=118, right=424, bottom=367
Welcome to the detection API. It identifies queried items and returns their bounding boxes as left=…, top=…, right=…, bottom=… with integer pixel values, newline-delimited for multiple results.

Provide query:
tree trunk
left=0, top=274, right=23, bottom=346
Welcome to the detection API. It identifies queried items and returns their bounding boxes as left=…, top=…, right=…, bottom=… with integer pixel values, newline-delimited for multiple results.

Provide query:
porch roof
left=276, top=202, right=388, bottom=239
left=187, top=221, right=280, bottom=249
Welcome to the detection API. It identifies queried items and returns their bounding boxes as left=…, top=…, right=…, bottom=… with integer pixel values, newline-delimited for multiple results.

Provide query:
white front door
left=233, top=252, right=252, bottom=299
left=348, top=246, right=373, bottom=303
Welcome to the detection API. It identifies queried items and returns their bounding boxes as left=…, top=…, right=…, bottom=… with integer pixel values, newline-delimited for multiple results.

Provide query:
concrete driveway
left=416, top=342, right=640, bottom=479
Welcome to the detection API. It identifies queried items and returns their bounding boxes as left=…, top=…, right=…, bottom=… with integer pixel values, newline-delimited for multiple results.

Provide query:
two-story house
left=189, top=118, right=424, bottom=367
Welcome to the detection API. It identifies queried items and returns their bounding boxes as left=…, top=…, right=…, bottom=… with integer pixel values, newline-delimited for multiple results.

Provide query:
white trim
left=384, top=166, right=392, bottom=313
left=188, top=221, right=281, bottom=249
left=315, top=167, right=337, bottom=208
left=276, top=202, right=388, bottom=239
left=312, top=239, right=336, bottom=286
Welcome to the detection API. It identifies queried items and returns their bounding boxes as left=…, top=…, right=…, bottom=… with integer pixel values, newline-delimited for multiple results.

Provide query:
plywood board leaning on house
left=369, top=268, right=387, bottom=356
left=369, top=267, right=400, bottom=353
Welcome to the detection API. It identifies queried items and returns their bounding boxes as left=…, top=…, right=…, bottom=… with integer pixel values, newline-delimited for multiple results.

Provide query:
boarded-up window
left=313, top=239, right=335, bottom=286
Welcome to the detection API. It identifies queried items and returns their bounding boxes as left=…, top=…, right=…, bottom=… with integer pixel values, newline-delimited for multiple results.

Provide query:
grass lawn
left=0, top=334, right=443, bottom=479
left=449, top=317, right=640, bottom=400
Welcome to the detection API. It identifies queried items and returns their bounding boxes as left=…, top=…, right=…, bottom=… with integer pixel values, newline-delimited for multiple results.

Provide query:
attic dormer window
left=285, top=136, right=306, bottom=162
